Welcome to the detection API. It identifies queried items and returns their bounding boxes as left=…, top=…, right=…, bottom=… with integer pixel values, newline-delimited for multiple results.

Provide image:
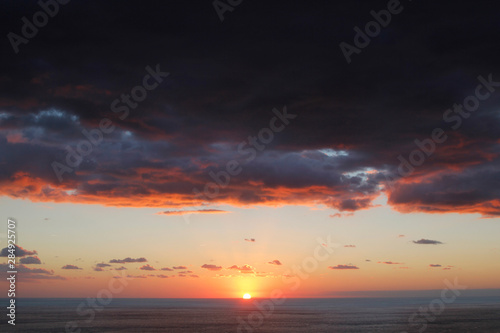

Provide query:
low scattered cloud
left=398, top=235, right=405, bottom=238
left=329, top=265, right=359, bottom=270
left=109, top=257, right=147, bottom=264
left=245, top=238, right=255, bottom=242
left=429, top=264, right=442, bottom=267
left=93, top=267, right=104, bottom=272
left=161, top=267, right=174, bottom=271
left=0, top=264, right=53, bottom=275
left=96, top=263, right=111, bottom=268
left=115, top=266, right=127, bottom=271
left=413, top=239, right=443, bottom=245
left=228, top=264, right=254, bottom=273
left=139, top=264, right=156, bottom=271
left=62, top=264, right=82, bottom=270
left=173, top=266, right=187, bottom=270
left=0, top=245, right=37, bottom=257
left=19, top=256, right=41, bottom=264
left=201, top=264, right=222, bottom=271
left=268, top=260, right=282, bottom=266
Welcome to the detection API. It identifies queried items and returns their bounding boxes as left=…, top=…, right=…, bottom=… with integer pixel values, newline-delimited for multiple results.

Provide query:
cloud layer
left=0, top=1, right=499, bottom=218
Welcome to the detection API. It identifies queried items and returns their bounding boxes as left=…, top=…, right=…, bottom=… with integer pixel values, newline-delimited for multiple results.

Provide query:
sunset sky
left=0, top=1, right=499, bottom=298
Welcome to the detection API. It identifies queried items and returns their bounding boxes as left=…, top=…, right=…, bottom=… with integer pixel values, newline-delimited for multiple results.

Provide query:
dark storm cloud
left=0, top=1, right=499, bottom=216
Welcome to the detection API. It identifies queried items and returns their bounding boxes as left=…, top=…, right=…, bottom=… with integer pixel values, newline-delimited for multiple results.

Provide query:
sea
left=0, top=297, right=499, bottom=332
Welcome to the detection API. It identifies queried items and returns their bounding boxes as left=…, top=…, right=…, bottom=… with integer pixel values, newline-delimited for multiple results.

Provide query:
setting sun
left=243, top=294, right=252, bottom=299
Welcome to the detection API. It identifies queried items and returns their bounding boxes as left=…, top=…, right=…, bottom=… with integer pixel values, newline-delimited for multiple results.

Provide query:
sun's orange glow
left=243, top=293, right=251, bottom=299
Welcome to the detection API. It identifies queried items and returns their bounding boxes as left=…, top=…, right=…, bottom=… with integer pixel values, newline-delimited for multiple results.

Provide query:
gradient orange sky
left=1, top=194, right=499, bottom=298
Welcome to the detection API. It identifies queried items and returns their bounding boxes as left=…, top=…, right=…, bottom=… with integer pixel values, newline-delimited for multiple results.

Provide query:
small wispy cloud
left=267, top=260, right=282, bottom=265
left=378, top=261, right=404, bottom=265
left=329, top=212, right=354, bottom=218
left=412, top=239, right=443, bottom=245
left=62, top=264, right=82, bottom=270
left=329, top=265, right=359, bottom=270
left=157, top=209, right=229, bottom=215
left=245, top=238, right=255, bottom=242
